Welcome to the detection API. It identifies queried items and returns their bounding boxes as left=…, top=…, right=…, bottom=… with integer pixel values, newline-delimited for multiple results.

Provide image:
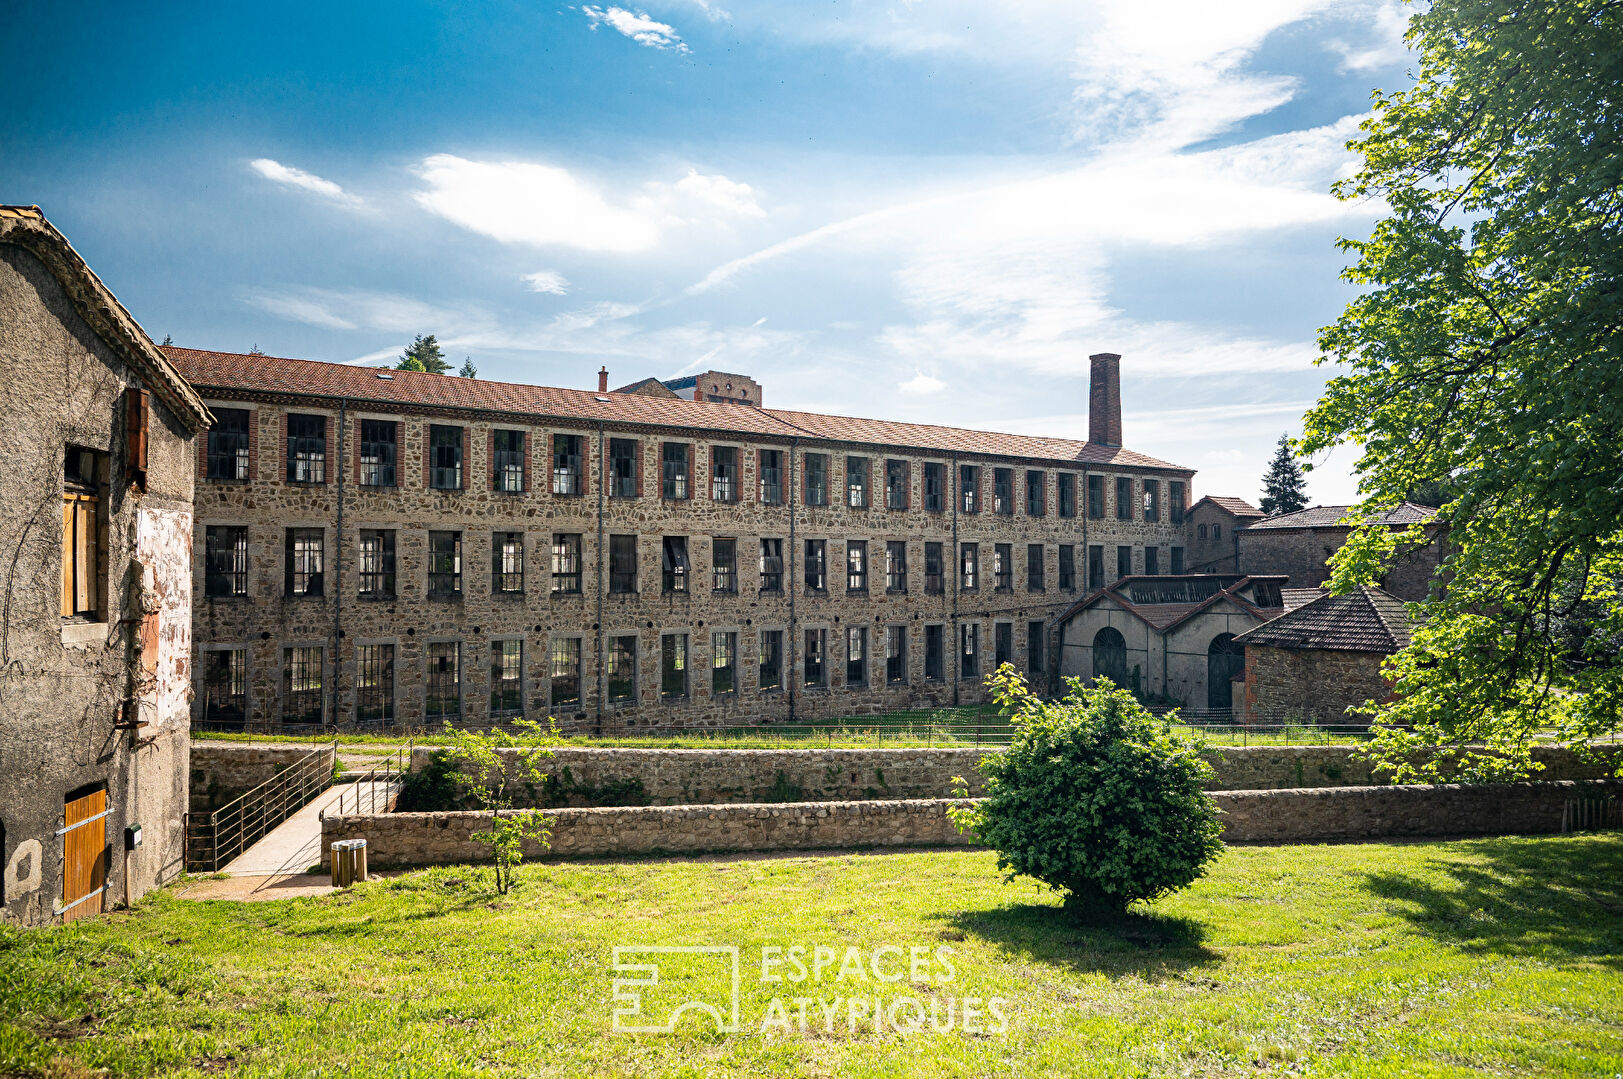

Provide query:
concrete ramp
left=222, top=781, right=398, bottom=877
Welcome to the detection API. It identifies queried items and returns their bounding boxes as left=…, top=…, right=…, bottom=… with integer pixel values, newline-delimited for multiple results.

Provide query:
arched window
left=1092, top=626, right=1129, bottom=688
left=1207, top=633, right=1245, bottom=711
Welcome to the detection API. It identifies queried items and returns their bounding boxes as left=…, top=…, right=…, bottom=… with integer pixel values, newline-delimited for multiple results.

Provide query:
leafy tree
left=1301, top=0, right=1623, bottom=779
left=398, top=333, right=449, bottom=374
left=436, top=719, right=555, bottom=894
left=1259, top=433, right=1308, bottom=516
left=459, top=356, right=478, bottom=378
left=949, top=667, right=1223, bottom=920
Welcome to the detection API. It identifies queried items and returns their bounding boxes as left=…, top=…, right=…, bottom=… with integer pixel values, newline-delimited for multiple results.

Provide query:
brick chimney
left=1088, top=352, right=1122, bottom=448
left=598, top=366, right=609, bottom=393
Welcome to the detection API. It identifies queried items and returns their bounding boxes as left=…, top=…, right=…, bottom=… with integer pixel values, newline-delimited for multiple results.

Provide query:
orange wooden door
left=61, top=789, right=108, bottom=923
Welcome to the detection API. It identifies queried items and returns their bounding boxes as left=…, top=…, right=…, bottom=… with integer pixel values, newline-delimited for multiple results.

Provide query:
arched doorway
left=1207, top=633, right=1245, bottom=711
left=1092, top=627, right=1128, bottom=688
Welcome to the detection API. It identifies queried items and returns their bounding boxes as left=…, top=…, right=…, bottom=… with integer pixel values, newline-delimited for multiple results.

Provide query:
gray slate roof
left=1244, top=502, right=1438, bottom=530
left=1233, top=586, right=1412, bottom=653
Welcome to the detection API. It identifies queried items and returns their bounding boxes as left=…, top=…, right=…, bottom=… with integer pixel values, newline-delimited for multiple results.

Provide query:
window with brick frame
left=205, top=525, right=248, bottom=598
left=760, top=538, right=784, bottom=592
left=759, top=449, right=784, bottom=504
left=923, top=462, right=945, bottom=512
left=759, top=630, right=784, bottom=692
left=662, top=633, right=689, bottom=700
left=1089, top=544, right=1105, bottom=590
left=846, top=456, right=869, bottom=509
left=286, top=413, right=327, bottom=483
left=429, top=425, right=464, bottom=490
left=662, top=536, right=689, bottom=593
left=1117, top=545, right=1133, bottom=580
left=358, top=529, right=395, bottom=598
left=1026, top=543, right=1045, bottom=591
left=995, top=621, right=1013, bottom=668
left=1058, top=544, right=1075, bottom=591
left=609, top=438, right=640, bottom=498
left=713, top=537, right=737, bottom=593
left=1087, top=474, right=1104, bottom=519
left=885, top=459, right=909, bottom=510
left=846, top=626, right=868, bottom=687
left=282, top=646, right=325, bottom=724
left=492, top=429, right=526, bottom=493
left=1026, top=470, right=1045, bottom=516
left=885, top=540, right=908, bottom=592
left=960, top=542, right=979, bottom=591
left=1115, top=476, right=1133, bottom=520
left=359, top=420, right=397, bottom=487
left=960, top=464, right=980, bottom=513
left=202, top=647, right=247, bottom=726
left=711, top=446, right=739, bottom=501
left=356, top=644, right=394, bottom=724
left=846, top=540, right=868, bottom=593
left=993, top=468, right=1014, bottom=515
left=551, top=533, right=582, bottom=594
left=712, top=631, right=738, bottom=696
left=886, top=625, right=907, bottom=684
left=490, top=640, right=523, bottom=717
left=492, top=532, right=524, bottom=594
left=661, top=441, right=691, bottom=500
left=804, top=628, right=827, bottom=688
left=1028, top=620, right=1046, bottom=675
left=924, top=541, right=944, bottom=594
left=960, top=623, right=979, bottom=680
left=1058, top=473, right=1076, bottom=518
left=1143, top=479, right=1161, bottom=522
left=552, top=434, right=583, bottom=495
left=550, top=637, right=582, bottom=708
left=803, top=538, right=826, bottom=592
left=924, top=624, right=944, bottom=682
left=1198, top=523, right=1208, bottom=539
left=804, top=452, right=829, bottom=506
left=607, top=635, right=637, bottom=703
left=207, top=408, right=251, bottom=481
left=1145, top=546, right=1161, bottom=575
left=1171, top=546, right=1185, bottom=574
left=428, top=531, right=462, bottom=597
left=1170, top=480, right=1186, bottom=524
left=609, top=534, right=638, bottom=594
left=284, top=528, right=324, bottom=597
left=993, top=543, right=1013, bottom=591
left=426, top=641, right=461, bottom=719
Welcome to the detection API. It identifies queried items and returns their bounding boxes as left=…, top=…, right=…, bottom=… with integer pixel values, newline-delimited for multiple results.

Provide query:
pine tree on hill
left=1259, top=434, right=1308, bottom=516
left=398, top=333, right=449, bottom=374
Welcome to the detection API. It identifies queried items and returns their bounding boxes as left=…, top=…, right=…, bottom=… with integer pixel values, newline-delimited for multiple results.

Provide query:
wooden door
left=61, top=789, right=108, bottom=923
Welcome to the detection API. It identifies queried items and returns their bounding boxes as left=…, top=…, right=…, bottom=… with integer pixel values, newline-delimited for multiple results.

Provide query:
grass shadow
left=943, top=901, right=1219, bottom=982
left=1360, top=834, right=1623, bottom=968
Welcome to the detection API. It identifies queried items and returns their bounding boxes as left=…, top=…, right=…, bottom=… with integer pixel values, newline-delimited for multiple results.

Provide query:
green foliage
left=435, top=719, right=556, bottom=893
left=1259, top=433, right=1308, bottom=516
left=536, top=767, right=650, bottom=808
left=950, top=666, right=1224, bottom=919
left=1301, top=0, right=1623, bottom=777
left=397, top=333, right=449, bottom=374
left=394, top=751, right=468, bottom=812
left=762, top=771, right=805, bottom=803
left=458, top=356, right=477, bottom=378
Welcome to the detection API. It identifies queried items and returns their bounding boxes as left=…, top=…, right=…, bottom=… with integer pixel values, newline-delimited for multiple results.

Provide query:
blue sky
left=2, top=0, right=1416, bottom=504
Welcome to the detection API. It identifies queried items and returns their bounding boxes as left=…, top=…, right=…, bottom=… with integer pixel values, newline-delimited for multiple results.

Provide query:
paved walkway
left=220, top=780, right=397, bottom=877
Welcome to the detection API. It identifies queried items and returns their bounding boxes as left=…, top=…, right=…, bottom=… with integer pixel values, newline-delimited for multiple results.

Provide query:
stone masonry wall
left=188, top=391, right=1195, bottom=733
left=412, top=743, right=1623, bottom=805
left=1235, top=524, right=1447, bottom=602
left=1237, top=646, right=1392, bottom=727
left=321, top=780, right=1623, bottom=865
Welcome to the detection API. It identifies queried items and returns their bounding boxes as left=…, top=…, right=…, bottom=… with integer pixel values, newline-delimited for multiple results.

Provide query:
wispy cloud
left=898, top=370, right=945, bottom=395
left=581, top=6, right=688, bottom=52
left=520, top=270, right=571, bottom=295
left=1328, top=0, right=1413, bottom=73
left=249, top=158, right=366, bottom=210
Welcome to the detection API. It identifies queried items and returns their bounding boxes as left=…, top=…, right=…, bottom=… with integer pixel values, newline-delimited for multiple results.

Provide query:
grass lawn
left=3, top=836, right=1622, bottom=1077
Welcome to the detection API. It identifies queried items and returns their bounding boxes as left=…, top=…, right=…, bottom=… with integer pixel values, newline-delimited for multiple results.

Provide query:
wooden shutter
left=124, top=388, right=149, bottom=489
left=61, top=788, right=108, bottom=923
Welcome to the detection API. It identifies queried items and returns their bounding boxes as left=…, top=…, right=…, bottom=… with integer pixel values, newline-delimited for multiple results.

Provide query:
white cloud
left=245, top=287, right=487, bottom=337
left=414, top=155, right=765, bottom=252
left=582, top=6, right=688, bottom=52
left=249, top=158, right=366, bottom=210
left=898, top=370, right=945, bottom=395
left=1328, top=0, right=1413, bottom=73
left=520, top=270, right=571, bottom=295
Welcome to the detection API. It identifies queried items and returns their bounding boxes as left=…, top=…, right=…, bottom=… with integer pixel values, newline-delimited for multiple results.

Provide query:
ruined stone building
left=1, top=207, right=209, bottom=926
left=165, top=348, right=1199, bottom=731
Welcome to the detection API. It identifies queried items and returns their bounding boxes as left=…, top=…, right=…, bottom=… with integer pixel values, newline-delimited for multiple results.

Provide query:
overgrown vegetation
left=950, top=667, right=1223, bottom=920
left=434, top=720, right=555, bottom=894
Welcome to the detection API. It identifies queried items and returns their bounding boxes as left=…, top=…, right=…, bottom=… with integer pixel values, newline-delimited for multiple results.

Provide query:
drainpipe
left=950, top=454, right=960, bottom=708
left=595, top=419, right=606, bottom=736
left=786, top=438, right=798, bottom=724
left=332, top=400, right=347, bottom=726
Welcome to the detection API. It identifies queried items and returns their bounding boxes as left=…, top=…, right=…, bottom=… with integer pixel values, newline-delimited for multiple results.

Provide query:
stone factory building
left=0, top=207, right=210, bottom=926
left=1186, top=495, right=1264, bottom=574
left=1234, top=502, right=1446, bottom=602
left=1233, top=585, right=1412, bottom=726
left=165, top=348, right=1199, bottom=732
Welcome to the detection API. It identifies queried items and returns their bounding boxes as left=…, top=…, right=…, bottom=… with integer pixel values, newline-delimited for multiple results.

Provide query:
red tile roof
left=1244, top=502, right=1438, bottom=530
left=163, top=346, right=1192, bottom=470
left=1234, top=586, right=1411, bottom=653
left=1193, top=495, right=1264, bottom=517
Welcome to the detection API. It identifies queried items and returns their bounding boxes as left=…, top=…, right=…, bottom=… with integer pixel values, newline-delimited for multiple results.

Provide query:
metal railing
left=184, top=740, right=337, bottom=872
left=326, top=742, right=411, bottom=817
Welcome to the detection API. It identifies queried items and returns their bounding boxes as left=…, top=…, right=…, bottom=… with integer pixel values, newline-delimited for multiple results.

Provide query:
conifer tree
left=398, top=334, right=448, bottom=374
left=1258, top=434, right=1307, bottom=516
left=459, top=356, right=477, bottom=378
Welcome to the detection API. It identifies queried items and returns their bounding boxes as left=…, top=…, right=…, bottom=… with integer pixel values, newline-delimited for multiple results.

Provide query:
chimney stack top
left=1088, top=352, right=1123, bottom=448
left=598, top=366, right=609, bottom=393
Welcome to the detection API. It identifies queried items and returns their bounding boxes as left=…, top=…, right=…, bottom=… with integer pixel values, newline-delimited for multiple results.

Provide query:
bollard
left=331, top=838, right=368, bottom=887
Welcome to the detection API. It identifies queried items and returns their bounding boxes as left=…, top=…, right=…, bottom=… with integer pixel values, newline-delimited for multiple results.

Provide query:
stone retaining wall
left=322, top=779, right=1622, bottom=866
left=411, top=743, right=1622, bottom=806
left=190, top=743, right=334, bottom=812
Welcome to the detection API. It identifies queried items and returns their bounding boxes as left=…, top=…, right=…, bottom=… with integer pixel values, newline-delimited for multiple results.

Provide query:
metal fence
left=184, top=740, right=337, bottom=872
left=326, top=743, right=411, bottom=817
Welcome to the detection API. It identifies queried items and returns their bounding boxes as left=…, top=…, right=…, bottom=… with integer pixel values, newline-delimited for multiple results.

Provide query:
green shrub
left=394, top=751, right=468, bottom=812
left=950, top=666, right=1224, bottom=920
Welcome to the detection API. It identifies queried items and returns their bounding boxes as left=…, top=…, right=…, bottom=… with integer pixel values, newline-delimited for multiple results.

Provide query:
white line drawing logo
left=611, top=945, right=741, bottom=1033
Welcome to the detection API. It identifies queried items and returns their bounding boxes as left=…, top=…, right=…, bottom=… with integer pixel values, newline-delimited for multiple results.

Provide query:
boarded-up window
left=61, top=447, right=104, bottom=620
